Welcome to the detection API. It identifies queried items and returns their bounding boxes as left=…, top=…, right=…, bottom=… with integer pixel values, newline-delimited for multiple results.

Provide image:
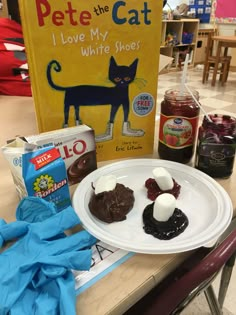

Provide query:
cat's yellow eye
left=114, top=77, right=121, bottom=82
left=124, top=77, right=131, bottom=82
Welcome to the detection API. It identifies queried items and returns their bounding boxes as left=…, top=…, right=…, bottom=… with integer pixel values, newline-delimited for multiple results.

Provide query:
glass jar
left=195, top=114, right=236, bottom=178
left=158, top=89, right=200, bottom=163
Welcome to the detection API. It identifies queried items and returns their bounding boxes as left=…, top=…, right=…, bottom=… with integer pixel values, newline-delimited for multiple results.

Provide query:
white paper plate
left=72, top=159, right=233, bottom=254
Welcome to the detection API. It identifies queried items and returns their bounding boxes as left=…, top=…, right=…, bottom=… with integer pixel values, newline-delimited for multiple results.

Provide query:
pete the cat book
left=19, top=0, right=163, bottom=162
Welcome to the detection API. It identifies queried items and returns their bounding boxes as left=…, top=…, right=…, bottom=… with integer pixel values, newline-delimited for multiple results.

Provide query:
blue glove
left=0, top=204, right=97, bottom=315
left=0, top=197, right=62, bottom=248
left=0, top=218, right=7, bottom=247
left=0, top=219, right=29, bottom=248
left=16, top=196, right=58, bottom=222
left=10, top=270, right=78, bottom=315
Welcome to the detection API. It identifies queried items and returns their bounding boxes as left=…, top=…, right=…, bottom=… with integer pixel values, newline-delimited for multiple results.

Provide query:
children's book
left=19, top=0, right=163, bottom=162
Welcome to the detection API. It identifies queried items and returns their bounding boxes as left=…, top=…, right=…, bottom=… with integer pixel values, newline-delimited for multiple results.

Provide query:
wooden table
left=0, top=95, right=236, bottom=314
left=212, top=35, right=236, bottom=86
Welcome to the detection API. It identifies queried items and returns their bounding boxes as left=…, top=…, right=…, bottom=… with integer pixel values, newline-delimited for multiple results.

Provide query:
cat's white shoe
left=75, top=119, right=83, bottom=126
left=95, top=123, right=113, bottom=142
left=122, top=121, right=145, bottom=137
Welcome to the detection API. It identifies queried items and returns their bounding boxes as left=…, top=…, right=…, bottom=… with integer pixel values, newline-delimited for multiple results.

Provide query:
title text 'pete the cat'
left=35, top=0, right=152, bottom=27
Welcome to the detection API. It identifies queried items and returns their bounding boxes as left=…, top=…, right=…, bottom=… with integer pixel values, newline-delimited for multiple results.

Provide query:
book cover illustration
left=19, top=0, right=163, bottom=161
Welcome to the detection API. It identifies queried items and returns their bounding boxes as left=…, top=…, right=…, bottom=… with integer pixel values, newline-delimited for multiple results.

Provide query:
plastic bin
left=182, top=32, right=194, bottom=44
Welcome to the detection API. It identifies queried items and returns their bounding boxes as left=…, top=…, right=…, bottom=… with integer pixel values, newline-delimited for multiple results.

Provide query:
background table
left=212, top=35, right=236, bottom=86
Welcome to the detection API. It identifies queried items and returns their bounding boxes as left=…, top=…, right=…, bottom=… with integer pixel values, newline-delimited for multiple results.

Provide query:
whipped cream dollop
left=152, top=167, right=174, bottom=191
left=95, top=175, right=117, bottom=194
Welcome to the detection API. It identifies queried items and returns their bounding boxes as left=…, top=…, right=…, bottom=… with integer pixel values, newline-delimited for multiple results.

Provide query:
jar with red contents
left=195, top=114, right=236, bottom=178
left=158, top=89, right=200, bottom=163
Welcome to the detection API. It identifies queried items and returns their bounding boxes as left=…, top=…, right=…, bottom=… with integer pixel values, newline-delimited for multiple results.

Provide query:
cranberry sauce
left=145, top=177, right=181, bottom=201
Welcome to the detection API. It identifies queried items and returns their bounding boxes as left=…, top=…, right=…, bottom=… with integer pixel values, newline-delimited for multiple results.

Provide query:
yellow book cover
left=19, top=0, right=162, bottom=162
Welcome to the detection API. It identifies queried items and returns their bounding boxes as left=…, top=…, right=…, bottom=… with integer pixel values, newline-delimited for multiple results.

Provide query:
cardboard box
left=2, top=125, right=97, bottom=199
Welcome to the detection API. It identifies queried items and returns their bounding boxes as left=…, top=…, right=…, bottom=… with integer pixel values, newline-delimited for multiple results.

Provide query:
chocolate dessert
left=145, top=178, right=181, bottom=201
left=89, top=183, right=135, bottom=223
left=143, top=202, right=189, bottom=240
left=67, top=151, right=97, bottom=185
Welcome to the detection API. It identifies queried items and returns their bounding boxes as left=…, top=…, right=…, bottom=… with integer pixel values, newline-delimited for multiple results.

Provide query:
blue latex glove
left=0, top=197, right=62, bottom=248
left=10, top=270, right=78, bottom=315
left=0, top=218, right=29, bottom=248
left=0, top=218, right=7, bottom=247
left=16, top=196, right=58, bottom=223
left=0, top=205, right=97, bottom=315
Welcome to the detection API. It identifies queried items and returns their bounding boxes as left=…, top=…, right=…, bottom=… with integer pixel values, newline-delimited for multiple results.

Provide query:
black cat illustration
left=46, top=56, right=144, bottom=142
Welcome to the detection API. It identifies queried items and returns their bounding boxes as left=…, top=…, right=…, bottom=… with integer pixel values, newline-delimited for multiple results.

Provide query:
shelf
left=160, top=19, right=199, bottom=70
left=160, top=43, right=196, bottom=48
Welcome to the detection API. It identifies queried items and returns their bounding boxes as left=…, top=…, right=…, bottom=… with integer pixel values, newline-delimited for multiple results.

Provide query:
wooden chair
left=125, top=218, right=236, bottom=315
left=202, top=30, right=232, bottom=86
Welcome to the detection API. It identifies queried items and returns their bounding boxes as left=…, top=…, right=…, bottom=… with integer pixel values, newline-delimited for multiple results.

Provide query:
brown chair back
left=205, top=29, right=218, bottom=60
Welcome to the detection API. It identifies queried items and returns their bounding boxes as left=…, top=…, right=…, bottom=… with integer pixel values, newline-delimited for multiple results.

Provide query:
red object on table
left=0, top=18, right=31, bottom=96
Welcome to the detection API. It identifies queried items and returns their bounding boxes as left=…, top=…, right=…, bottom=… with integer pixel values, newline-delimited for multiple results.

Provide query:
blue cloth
left=0, top=201, right=97, bottom=315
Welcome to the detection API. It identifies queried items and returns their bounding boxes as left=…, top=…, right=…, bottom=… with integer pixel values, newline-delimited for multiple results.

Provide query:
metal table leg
left=204, top=285, right=223, bottom=315
left=218, top=252, right=236, bottom=308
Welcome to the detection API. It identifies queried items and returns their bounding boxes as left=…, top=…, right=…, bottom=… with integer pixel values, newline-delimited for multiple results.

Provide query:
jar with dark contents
left=158, top=89, right=200, bottom=163
left=195, top=114, right=236, bottom=178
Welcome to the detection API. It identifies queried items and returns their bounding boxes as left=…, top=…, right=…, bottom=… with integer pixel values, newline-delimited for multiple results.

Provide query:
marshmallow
left=95, top=175, right=117, bottom=194
left=153, top=193, right=176, bottom=222
left=152, top=167, right=174, bottom=191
